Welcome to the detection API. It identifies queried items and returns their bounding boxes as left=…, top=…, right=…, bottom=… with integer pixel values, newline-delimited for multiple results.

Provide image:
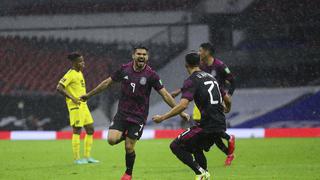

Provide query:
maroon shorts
left=173, top=126, right=215, bottom=153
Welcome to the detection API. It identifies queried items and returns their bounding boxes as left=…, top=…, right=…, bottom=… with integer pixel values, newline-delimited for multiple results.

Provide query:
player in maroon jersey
left=171, top=42, right=236, bottom=166
left=153, top=52, right=232, bottom=179
left=80, top=46, right=189, bottom=180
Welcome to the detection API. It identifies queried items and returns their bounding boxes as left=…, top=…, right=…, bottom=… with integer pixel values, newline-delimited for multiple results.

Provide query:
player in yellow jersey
left=56, top=52, right=99, bottom=165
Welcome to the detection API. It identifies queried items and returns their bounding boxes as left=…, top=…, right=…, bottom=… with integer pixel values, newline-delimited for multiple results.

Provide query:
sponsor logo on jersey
left=140, top=77, right=147, bottom=85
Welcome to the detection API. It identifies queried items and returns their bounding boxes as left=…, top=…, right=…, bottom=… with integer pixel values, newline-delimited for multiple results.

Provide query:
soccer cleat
left=121, top=173, right=132, bottom=180
left=225, top=154, right=235, bottom=166
left=86, top=157, right=100, bottom=163
left=228, top=135, right=235, bottom=155
left=204, top=171, right=211, bottom=180
left=74, top=159, right=88, bottom=165
left=195, top=171, right=210, bottom=180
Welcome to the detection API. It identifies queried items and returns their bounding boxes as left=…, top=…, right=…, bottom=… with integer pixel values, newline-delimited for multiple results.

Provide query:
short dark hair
left=185, top=52, right=200, bottom=67
left=133, top=46, right=149, bottom=53
left=200, top=42, right=215, bottom=55
left=67, top=52, right=82, bottom=61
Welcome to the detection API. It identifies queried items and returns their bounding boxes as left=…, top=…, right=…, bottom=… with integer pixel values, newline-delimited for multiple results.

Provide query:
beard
left=136, top=57, right=146, bottom=68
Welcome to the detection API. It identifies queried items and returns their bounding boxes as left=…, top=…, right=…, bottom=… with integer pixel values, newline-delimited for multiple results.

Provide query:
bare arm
left=158, top=88, right=179, bottom=108
left=223, top=94, right=232, bottom=113
left=80, top=77, right=113, bottom=101
left=153, top=98, right=189, bottom=123
left=158, top=88, right=190, bottom=121
left=170, top=88, right=182, bottom=98
left=56, top=83, right=80, bottom=105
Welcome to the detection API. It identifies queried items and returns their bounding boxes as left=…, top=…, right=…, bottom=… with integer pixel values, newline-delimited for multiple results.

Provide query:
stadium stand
left=235, top=90, right=320, bottom=128
left=0, top=35, right=185, bottom=95
left=0, top=0, right=199, bottom=16
left=0, top=35, right=187, bottom=130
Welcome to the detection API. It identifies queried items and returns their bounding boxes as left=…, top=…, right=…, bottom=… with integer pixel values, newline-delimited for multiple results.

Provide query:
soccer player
left=56, top=52, right=99, bottom=164
left=171, top=42, right=236, bottom=165
left=80, top=46, right=189, bottom=180
left=153, top=52, right=232, bottom=180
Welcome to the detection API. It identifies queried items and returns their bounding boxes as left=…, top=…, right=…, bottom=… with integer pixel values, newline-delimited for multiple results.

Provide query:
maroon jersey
left=200, top=58, right=235, bottom=95
left=181, top=71, right=226, bottom=132
left=111, top=62, right=164, bottom=124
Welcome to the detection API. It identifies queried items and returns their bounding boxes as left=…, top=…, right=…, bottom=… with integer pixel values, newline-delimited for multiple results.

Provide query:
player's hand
left=79, top=94, right=89, bottom=102
left=223, top=104, right=230, bottom=113
left=71, top=97, right=81, bottom=105
left=180, top=112, right=190, bottom=121
left=170, top=89, right=180, bottom=98
left=152, top=115, right=164, bottom=123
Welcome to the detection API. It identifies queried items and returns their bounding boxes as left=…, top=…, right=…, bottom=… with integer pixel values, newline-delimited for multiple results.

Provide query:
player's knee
left=72, top=127, right=81, bottom=135
left=107, top=138, right=117, bottom=146
left=170, top=141, right=178, bottom=152
left=125, top=143, right=134, bottom=153
left=86, top=128, right=94, bottom=135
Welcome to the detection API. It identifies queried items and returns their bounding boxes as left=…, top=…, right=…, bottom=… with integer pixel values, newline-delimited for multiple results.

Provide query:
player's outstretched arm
left=157, top=88, right=190, bottom=121
left=223, top=94, right=232, bottom=113
left=170, top=88, right=182, bottom=98
left=80, top=77, right=113, bottom=101
left=153, top=98, right=189, bottom=123
left=56, top=83, right=80, bottom=105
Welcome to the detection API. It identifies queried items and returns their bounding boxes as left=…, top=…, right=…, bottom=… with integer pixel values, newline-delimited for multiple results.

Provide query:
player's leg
left=108, top=114, right=126, bottom=145
left=69, top=107, right=87, bottom=164
left=108, top=129, right=124, bottom=145
left=122, top=137, right=137, bottom=180
left=213, top=133, right=229, bottom=155
left=212, top=132, right=235, bottom=165
left=72, top=126, right=83, bottom=163
left=82, top=104, right=99, bottom=163
left=170, top=127, right=207, bottom=176
left=83, top=123, right=99, bottom=163
left=220, top=132, right=236, bottom=155
left=194, top=150, right=207, bottom=170
left=121, top=122, right=143, bottom=180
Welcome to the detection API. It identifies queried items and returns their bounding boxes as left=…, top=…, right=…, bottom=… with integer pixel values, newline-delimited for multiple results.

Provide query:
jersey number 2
left=204, top=81, right=222, bottom=104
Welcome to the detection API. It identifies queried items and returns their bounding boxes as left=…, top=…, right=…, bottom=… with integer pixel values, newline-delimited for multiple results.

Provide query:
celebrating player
left=153, top=52, right=232, bottom=180
left=56, top=52, right=99, bottom=164
left=171, top=42, right=236, bottom=165
left=80, top=46, right=189, bottom=180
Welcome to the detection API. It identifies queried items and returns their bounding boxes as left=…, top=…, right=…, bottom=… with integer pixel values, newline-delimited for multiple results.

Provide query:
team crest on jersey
left=140, top=77, right=147, bottom=85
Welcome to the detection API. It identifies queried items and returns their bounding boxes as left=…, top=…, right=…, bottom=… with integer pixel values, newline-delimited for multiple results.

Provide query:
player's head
left=185, top=52, right=200, bottom=74
left=199, top=42, right=215, bottom=61
left=132, top=46, right=149, bottom=70
left=67, top=52, right=85, bottom=71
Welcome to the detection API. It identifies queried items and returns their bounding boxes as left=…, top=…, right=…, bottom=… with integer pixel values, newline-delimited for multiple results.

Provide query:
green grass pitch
left=1, top=138, right=320, bottom=180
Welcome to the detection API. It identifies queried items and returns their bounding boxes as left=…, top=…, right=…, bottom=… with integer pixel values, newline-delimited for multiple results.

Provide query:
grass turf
left=0, top=138, right=320, bottom=180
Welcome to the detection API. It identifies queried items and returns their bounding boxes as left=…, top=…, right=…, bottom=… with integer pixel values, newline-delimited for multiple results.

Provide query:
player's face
left=199, top=47, right=209, bottom=61
left=132, top=49, right=148, bottom=69
left=74, top=56, right=85, bottom=70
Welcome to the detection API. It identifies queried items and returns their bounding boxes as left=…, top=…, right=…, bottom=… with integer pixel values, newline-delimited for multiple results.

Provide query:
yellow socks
left=84, top=134, right=93, bottom=158
left=72, top=134, right=80, bottom=160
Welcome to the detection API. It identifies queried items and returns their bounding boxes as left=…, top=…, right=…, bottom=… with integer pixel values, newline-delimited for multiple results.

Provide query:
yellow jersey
left=59, top=69, right=86, bottom=108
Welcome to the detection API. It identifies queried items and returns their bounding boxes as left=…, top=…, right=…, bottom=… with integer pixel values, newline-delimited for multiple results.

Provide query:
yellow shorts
left=68, top=103, right=94, bottom=127
left=193, top=104, right=201, bottom=121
